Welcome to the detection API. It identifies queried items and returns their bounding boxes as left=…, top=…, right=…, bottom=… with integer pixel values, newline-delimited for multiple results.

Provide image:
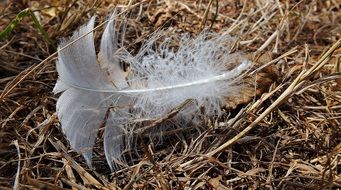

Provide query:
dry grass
left=1, top=0, right=341, bottom=189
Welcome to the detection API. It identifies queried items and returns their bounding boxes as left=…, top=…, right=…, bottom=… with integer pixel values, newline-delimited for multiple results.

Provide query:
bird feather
left=54, top=14, right=251, bottom=170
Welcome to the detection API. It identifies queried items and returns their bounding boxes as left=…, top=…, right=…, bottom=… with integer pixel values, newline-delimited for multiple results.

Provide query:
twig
left=48, top=138, right=106, bottom=189
left=134, top=99, right=194, bottom=134
left=11, top=140, right=21, bottom=190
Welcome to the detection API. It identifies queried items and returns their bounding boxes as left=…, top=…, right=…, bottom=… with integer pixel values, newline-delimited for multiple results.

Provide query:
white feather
left=54, top=14, right=251, bottom=170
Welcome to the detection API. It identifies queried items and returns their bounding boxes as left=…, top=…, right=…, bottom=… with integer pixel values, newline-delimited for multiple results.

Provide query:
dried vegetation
left=0, top=0, right=341, bottom=189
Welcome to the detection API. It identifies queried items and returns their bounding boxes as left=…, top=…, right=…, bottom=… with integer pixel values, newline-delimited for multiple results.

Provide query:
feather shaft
left=57, top=60, right=249, bottom=94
